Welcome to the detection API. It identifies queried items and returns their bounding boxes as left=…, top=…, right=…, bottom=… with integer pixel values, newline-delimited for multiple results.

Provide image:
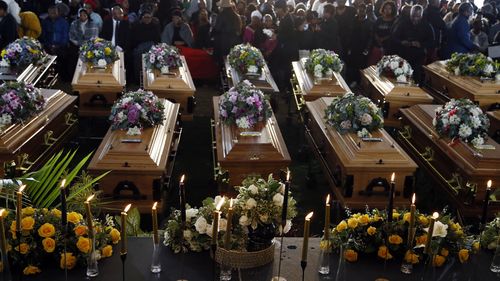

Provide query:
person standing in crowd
left=212, top=0, right=242, bottom=64
left=243, top=10, right=263, bottom=45
left=130, top=9, right=161, bottom=83
left=69, top=8, right=99, bottom=47
left=1, top=0, right=19, bottom=24
left=392, top=4, right=434, bottom=83
left=260, top=13, right=278, bottom=58
left=83, top=0, right=103, bottom=31
left=194, top=8, right=212, bottom=48
left=18, top=11, right=41, bottom=39
left=443, top=2, right=478, bottom=58
left=367, top=0, right=397, bottom=65
left=161, top=9, right=194, bottom=47
left=335, top=0, right=356, bottom=59
left=470, top=17, right=489, bottom=52
left=40, top=6, right=70, bottom=81
left=443, top=2, right=460, bottom=26
left=318, top=4, right=342, bottom=54
left=347, top=3, right=372, bottom=85
left=424, top=0, right=446, bottom=61
left=310, top=0, right=327, bottom=18
left=0, top=0, right=16, bottom=50
left=100, top=5, right=130, bottom=50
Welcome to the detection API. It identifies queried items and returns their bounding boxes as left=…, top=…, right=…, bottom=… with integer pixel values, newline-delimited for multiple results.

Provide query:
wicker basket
left=214, top=242, right=275, bottom=269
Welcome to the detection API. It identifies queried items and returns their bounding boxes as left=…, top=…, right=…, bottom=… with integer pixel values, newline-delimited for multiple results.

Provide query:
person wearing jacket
left=161, top=9, right=194, bottom=47
left=0, top=0, right=17, bottom=50
left=443, top=3, right=478, bottom=58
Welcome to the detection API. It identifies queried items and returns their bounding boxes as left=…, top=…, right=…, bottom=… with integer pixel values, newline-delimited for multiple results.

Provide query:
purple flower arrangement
left=79, top=37, right=119, bottom=67
left=144, top=43, right=182, bottom=71
left=0, top=81, right=46, bottom=132
left=227, top=44, right=265, bottom=75
left=1, top=37, right=46, bottom=68
left=109, top=90, right=165, bottom=135
left=218, top=81, right=272, bottom=129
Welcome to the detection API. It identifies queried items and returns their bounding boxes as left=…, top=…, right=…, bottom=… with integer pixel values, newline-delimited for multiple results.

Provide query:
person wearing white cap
left=243, top=10, right=263, bottom=44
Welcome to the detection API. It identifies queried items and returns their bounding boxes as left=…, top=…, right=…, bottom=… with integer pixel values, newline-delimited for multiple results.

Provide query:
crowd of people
left=0, top=0, right=496, bottom=88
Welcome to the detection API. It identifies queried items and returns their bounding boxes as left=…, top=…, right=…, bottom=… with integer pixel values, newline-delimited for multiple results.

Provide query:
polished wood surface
left=361, top=65, right=434, bottom=127
left=305, top=97, right=417, bottom=209
left=0, top=55, right=58, bottom=88
left=224, top=58, right=279, bottom=93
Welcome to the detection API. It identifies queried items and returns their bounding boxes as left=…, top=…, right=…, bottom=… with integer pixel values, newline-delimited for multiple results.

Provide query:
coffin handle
left=290, top=76, right=305, bottom=111
left=65, top=112, right=78, bottom=126
left=420, top=146, right=434, bottom=162
left=400, top=125, right=412, bottom=139
left=43, top=131, right=57, bottom=146
left=16, top=153, right=34, bottom=172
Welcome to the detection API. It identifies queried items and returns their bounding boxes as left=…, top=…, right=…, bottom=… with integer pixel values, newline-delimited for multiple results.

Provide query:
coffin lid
left=292, top=59, right=351, bottom=98
left=212, top=96, right=290, bottom=163
left=142, top=55, right=195, bottom=92
left=71, top=51, right=126, bottom=88
left=224, top=58, right=279, bottom=93
left=88, top=99, right=179, bottom=172
left=0, top=55, right=57, bottom=85
left=362, top=65, right=433, bottom=103
left=401, top=104, right=500, bottom=171
left=0, top=89, right=76, bottom=153
left=306, top=97, right=417, bottom=171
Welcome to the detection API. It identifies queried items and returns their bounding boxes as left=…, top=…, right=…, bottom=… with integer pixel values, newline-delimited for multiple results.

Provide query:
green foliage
left=114, top=207, right=144, bottom=236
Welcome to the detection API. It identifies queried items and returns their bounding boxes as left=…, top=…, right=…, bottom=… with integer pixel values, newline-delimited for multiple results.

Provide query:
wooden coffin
left=224, top=58, right=279, bottom=93
left=0, top=55, right=58, bottom=88
left=142, top=55, right=196, bottom=120
left=360, top=65, right=434, bottom=127
left=71, top=52, right=126, bottom=117
left=487, top=111, right=500, bottom=143
left=87, top=99, right=181, bottom=213
left=0, top=89, right=78, bottom=176
left=423, top=61, right=500, bottom=110
left=212, top=96, right=290, bottom=187
left=305, top=97, right=418, bottom=209
left=291, top=59, right=351, bottom=108
left=399, top=104, right=500, bottom=217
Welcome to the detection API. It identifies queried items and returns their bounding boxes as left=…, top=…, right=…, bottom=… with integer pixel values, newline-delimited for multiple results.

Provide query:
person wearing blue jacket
left=443, top=3, right=478, bottom=59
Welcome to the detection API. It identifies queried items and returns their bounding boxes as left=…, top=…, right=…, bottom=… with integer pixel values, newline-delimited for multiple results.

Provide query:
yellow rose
left=415, top=235, right=427, bottom=245
left=320, top=240, right=331, bottom=251
left=41, top=208, right=49, bottom=215
left=388, top=234, right=403, bottom=245
left=86, top=51, right=94, bottom=59
left=378, top=246, right=393, bottom=260
left=23, top=265, right=41, bottom=275
left=472, top=241, right=480, bottom=253
left=22, top=207, right=35, bottom=217
left=455, top=229, right=464, bottom=237
left=104, top=47, right=111, bottom=55
left=371, top=214, right=381, bottom=222
left=21, top=216, right=35, bottom=231
left=10, top=221, right=17, bottom=238
left=77, top=236, right=91, bottom=253
left=68, top=212, right=83, bottom=224
left=347, top=218, right=358, bottom=229
left=344, top=249, right=358, bottom=262
left=403, top=212, right=411, bottom=223
left=101, top=245, right=113, bottom=258
left=1, top=50, right=6, bottom=57
left=0, top=209, right=8, bottom=218
left=42, top=237, right=56, bottom=253
left=358, top=214, right=369, bottom=225
left=74, top=225, right=88, bottom=236
left=60, top=253, right=77, bottom=270
left=336, top=221, right=347, bottom=232
left=51, top=209, right=62, bottom=218
left=404, top=250, right=419, bottom=264
left=16, top=243, right=29, bottom=254
left=418, top=215, right=429, bottom=226
left=392, top=212, right=400, bottom=220
left=433, top=255, right=446, bottom=267
left=450, top=222, right=459, bottom=231
left=440, top=248, right=449, bottom=257
left=38, top=223, right=56, bottom=238
left=367, top=226, right=377, bottom=236
left=110, top=228, right=121, bottom=244
left=458, top=249, right=469, bottom=263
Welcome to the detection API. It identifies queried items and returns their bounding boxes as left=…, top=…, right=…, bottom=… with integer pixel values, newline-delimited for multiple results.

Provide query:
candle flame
left=391, top=173, right=395, bottom=182
left=86, top=194, right=95, bottom=203
left=60, top=179, right=66, bottom=188
left=487, top=180, right=492, bottom=189
left=180, top=174, right=185, bottom=183
left=0, top=209, right=4, bottom=217
left=286, top=170, right=290, bottom=181
left=152, top=202, right=158, bottom=210
left=18, top=185, right=26, bottom=193
left=124, top=204, right=132, bottom=213
left=305, top=212, right=313, bottom=220
left=216, top=197, right=225, bottom=211
left=432, top=212, right=439, bottom=219
left=229, top=198, right=233, bottom=208
left=326, top=194, right=330, bottom=205
left=412, top=193, right=416, bottom=204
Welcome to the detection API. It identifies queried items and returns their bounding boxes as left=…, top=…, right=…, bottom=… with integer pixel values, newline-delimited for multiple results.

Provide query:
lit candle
left=84, top=194, right=95, bottom=239
left=211, top=198, right=225, bottom=246
left=281, top=171, right=290, bottom=228
left=324, top=194, right=331, bottom=241
left=121, top=204, right=132, bottom=255
left=179, top=175, right=186, bottom=224
left=0, top=209, right=7, bottom=255
left=481, top=180, right=492, bottom=226
left=408, top=194, right=416, bottom=246
left=301, top=212, right=314, bottom=262
left=60, top=179, right=67, bottom=228
left=224, top=199, right=233, bottom=249
left=152, top=202, right=159, bottom=244
left=387, top=173, right=395, bottom=223
left=425, top=212, right=439, bottom=255
left=16, top=185, right=26, bottom=233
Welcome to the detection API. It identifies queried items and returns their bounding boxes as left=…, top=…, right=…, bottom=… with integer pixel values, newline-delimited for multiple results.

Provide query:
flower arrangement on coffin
left=445, top=53, right=498, bottom=78
left=0, top=37, right=46, bottom=68
left=228, top=43, right=265, bottom=75
left=1, top=207, right=120, bottom=275
left=79, top=37, right=119, bottom=68
left=0, top=81, right=46, bottom=133
left=109, top=89, right=165, bottom=136
left=432, top=98, right=490, bottom=146
left=376, top=55, right=414, bottom=83
left=304, top=48, right=343, bottom=78
left=324, top=92, right=384, bottom=138
left=480, top=216, right=500, bottom=250
left=218, top=80, right=273, bottom=129
left=329, top=208, right=478, bottom=266
left=144, top=43, right=183, bottom=74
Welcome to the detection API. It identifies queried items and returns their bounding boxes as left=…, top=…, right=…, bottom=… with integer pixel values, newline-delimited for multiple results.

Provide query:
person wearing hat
left=83, top=0, right=103, bottom=31
left=212, top=0, right=242, bottom=63
left=243, top=9, right=262, bottom=45
left=161, top=9, right=194, bottom=47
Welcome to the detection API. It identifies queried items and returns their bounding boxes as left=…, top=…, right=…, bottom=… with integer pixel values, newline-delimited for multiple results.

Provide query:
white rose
left=314, top=64, right=323, bottom=72
left=472, top=136, right=484, bottom=146
left=273, top=193, right=284, bottom=207
left=396, top=75, right=407, bottom=83
left=194, top=217, right=208, bottom=234
left=186, top=208, right=199, bottom=222
left=247, top=65, right=259, bottom=73
left=97, top=59, right=107, bottom=67
left=390, top=61, right=399, bottom=70
left=284, top=220, right=292, bottom=234
left=214, top=195, right=223, bottom=208
left=458, top=124, right=472, bottom=138
left=239, top=215, right=250, bottom=226
left=206, top=224, right=213, bottom=237
left=471, top=116, right=482, bottom=129
left=160, top=65, right=169, bottom=74
left=484, top=64, right=494, bottom=75
left=314, top=70, right=323, bottom=78
left=219, top=219, right=227, bottom=231
left=248, top=184, right=259, bottom=194
left=454, top=67, right=460, bottom=76
left=426, top=221, right=448, bottom=238
left=325, top=69, right=333, bottom=76
left=126, top=126, right=141, bottom=136
left=183, top=230, right=193, bottom=240
left=246, top=198, right=257, bottom=209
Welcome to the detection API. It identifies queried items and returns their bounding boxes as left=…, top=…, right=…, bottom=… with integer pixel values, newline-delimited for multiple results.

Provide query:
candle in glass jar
left=301, top=212, right=314, bottom=262
left=211, top=198, right=225, bottom=246
left=121, top=204, right=132, bottom=255
left=0, top=209, right=7, bottom=254
left=84, top=194, right=95, bottom=239
left=324, top=195, right=331, bottom=241
left=152, top=202, right=159, bottom=244
left=425, top=212, right=439, bottom=254
left=224, top=199, right=233, bottom=249
left=16, top=185, right=25, bottom=233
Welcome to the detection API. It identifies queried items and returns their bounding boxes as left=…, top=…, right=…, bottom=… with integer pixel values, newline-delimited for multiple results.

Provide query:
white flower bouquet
left=376, top=55, right=413, bottom=83
left=304, top=49, right=343, bottom=78
left=228, top=43, right=265, bottom=75
left=446, top=53, right=498, bottom=78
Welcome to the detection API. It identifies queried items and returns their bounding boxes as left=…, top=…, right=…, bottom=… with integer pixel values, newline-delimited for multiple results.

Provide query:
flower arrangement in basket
left=376, top=55, right=414, bottom=83
left=481, top=216, right=500, bottom=250
left=79, top=37, right=119, bottom=68
left=445, top=53, right=498, bottom=78
left=329, top=208, right=478, bottom=266
left=0, top=37, right=46, bottom=68
left=228, top=43, right=265, bottom=75
left=0, top=81, right=46, bottom=133
left=218, top=81, right=273, bottom=129
left=324, top=92, right=384, bottom=138
left=109, top=89, right=165, bottom=136
left=432, top=98, right=490, bottom=146
left=144, top=43, right=183, bottom=74
left=1, top=207, right=120, bottom=275
left=304, top=48, right=343, bottom=78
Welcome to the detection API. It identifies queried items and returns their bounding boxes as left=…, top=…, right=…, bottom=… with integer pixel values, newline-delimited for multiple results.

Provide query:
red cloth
left=177, top=46, right=219, bottom=80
